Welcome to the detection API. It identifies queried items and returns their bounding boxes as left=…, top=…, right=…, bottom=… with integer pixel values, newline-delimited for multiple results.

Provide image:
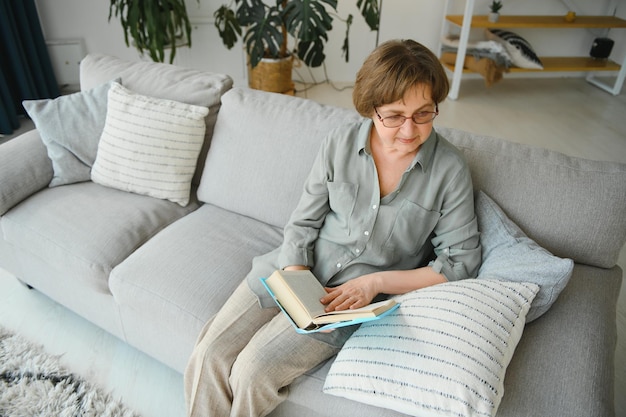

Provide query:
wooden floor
left=0, top=76, right=625, bottom=417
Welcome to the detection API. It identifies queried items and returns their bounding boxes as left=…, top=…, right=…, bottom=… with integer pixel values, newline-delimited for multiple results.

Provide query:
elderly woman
left=184, top=39, right=481, bottom=417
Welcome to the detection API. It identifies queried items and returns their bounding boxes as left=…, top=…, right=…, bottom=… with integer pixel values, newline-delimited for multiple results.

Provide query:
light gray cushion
left=22, top=79, right=116, bottom=187
left=109, top=203, right=284, bottom=371
left=197, top=87, right=363, bottom=228
left=278, top=265, right=621, bottom=417
left=476, top=190, right=573, bottom=322
left=496, top=264, right=621, bottom=417
left=91, top=82, right=209, bottom=206
left=439, top=126, right=626, bottom=269
left=1, top=181, right=198, bottom=293
left=324, top=280, right=539, bottom=417
left=79, top=54, right=233, bottom=186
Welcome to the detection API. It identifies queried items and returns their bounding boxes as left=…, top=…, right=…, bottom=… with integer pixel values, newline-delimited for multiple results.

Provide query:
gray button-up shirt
left=247, top=119, right=481, bottom=312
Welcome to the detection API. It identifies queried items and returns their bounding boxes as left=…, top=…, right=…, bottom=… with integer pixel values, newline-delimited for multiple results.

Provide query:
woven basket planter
left=248, top=56, right=295, bottom=95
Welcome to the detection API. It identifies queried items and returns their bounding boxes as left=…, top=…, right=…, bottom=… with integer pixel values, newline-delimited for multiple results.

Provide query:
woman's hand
left=319, top=267, right=447, bottom=312
left=320, top=274, right=381, bottom=312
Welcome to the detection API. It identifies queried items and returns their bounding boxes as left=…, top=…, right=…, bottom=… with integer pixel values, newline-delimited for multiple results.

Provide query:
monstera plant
left=214, top=0, right=380, bottom=92
left=108, top=0, right=195, bottom=64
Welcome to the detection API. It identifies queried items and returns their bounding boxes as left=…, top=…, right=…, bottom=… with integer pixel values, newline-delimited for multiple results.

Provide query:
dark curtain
left=0, top=0, right=60, bottom=135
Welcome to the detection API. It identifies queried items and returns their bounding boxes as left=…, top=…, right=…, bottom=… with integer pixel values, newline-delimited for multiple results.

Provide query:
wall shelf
left=442, top=57, right=622, bottom=73
left=445, top=15, right=626, bottom=29
left=441, top=0, right=626, bottom=99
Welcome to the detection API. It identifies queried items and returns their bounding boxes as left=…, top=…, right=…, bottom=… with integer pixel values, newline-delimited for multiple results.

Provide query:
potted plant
left=108, top=0, right=196, bottom=64
left=488, top=1, right=502, bottom=23
left=213, top=0, right=380, bottom=93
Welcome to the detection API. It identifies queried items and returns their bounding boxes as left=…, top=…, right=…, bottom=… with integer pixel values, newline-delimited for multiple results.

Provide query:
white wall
left=35, top=0, right=625, bottom=88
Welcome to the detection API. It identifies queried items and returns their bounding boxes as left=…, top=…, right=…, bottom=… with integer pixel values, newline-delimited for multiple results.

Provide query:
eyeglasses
left=374, top=105, right=439, bottom=128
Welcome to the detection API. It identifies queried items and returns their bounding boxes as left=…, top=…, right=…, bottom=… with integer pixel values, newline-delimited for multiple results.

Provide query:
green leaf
left=341, top=14, right=353, bottom=62
left=245, top=6, right=284, bottom=67
left=283, top=0, right=335, bottom=67
left=356, top=0, right=380, bottom=31
left=208, top=0, right=380, bottom=68
left=214, top=6, right=242, bottom=49
left=236, top=0, right=266, bottom=26
left=297, top=38, right=326, bottom=67
left=108, top=0, right=196, bottom=63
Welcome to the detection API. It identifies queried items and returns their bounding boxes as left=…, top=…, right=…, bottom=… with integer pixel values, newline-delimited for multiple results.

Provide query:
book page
left=264, top=270, right=327, bottom=329
left=312, top=299, right=397, bottom=324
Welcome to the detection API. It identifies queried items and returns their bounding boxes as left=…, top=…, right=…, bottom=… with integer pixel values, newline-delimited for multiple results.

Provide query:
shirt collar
left=358, top=119, right=439, bottom=173
left=413, top=128, right=438, bottom=173
left=357, top=119, right=372, bottom=155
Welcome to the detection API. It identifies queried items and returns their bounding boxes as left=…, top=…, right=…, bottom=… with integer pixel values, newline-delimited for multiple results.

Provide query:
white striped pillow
left=324, top=279, right=539, bottom=417
left=486, top=29, right=543, bottom=69
left=91, top=82, right=209, bottom=206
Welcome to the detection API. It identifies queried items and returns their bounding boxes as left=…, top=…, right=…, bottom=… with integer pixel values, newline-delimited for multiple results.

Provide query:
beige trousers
left=184, top=280, right=340, bottom=417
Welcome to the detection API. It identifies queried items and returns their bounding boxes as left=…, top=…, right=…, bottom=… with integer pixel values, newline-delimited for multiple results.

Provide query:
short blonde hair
left=353, top=39, right=449, bottom=117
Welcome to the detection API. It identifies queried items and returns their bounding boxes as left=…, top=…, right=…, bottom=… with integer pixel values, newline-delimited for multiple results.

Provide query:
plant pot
left=248, top=56, right=295, bottom=95
left=488, top=12, right=500, bottom=23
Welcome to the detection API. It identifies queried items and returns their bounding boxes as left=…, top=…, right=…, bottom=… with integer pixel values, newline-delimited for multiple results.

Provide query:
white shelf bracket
left=585, top=0, right=624, bottom=95
left=586, top=55, right=626, bottom=95
left=447, top=0, right=475, bottom=100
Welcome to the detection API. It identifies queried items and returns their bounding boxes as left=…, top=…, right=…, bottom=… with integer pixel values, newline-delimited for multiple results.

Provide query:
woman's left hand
left=320, top=274, right=380, bottom=312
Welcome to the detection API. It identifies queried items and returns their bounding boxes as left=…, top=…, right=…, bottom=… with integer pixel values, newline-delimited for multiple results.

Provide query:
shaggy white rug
left=0, top=326, right=140, bottom=417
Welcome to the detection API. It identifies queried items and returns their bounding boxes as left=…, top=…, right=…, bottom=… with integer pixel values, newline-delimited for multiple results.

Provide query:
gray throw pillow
left=22, top=79, right=117, bottom=187
left=475, top=190, right=573, bottom=322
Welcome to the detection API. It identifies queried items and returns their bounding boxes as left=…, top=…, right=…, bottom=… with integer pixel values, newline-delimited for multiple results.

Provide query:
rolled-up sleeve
left=428, top=159, right=481, bottom=281
left=277, top=136, right=332, bottom=269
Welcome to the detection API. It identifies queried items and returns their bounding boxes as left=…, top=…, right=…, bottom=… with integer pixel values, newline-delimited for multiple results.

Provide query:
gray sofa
left=1, top=54, right=625, bottom=417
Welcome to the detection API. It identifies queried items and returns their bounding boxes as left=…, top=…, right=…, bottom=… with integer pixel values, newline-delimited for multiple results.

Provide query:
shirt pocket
left=384, top=199, right=441, bottom=255
left=326, top=182, right=358, bottom=235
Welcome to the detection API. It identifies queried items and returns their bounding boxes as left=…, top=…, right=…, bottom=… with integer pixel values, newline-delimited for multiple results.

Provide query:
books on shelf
left=261, top=269, right=399, bottom=334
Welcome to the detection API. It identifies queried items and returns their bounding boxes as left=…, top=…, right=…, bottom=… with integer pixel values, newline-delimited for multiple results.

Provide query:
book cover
left=261, top=270, right=399, bottom=334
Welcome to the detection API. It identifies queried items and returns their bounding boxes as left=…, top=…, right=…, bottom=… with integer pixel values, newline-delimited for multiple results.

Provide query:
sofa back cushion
left=197, top=88, right=363, bottom=229
left=79, top=54, right=233, bottom=185
left=438, top=126, right=626, bottom=269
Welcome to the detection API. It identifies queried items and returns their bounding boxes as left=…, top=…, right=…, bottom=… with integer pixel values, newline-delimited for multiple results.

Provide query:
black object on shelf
left=590, top=37, right=614, bottom=59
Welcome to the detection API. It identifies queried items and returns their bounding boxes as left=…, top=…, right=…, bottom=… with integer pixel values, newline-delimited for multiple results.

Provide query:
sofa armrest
left=497, top=264, right=622, bottom=417
left=0, top=129, right=53, bottom=215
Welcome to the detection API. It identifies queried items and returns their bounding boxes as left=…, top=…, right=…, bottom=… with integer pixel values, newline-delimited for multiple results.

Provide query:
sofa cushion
left=109, top=204, right=284, bottom=371
left=476, top=190, right=573, bottom=322
left=496, top=264, right=622, bottom=417
left=1, top=182, right=198, bottom=293
left=22, top=79, right=116, bottom=187
left=438, top=126, right=626, bottom=269
left=275, top=264, right=622, bottom=417
left=323, top=279, right=539, bottom=417
left=197, top=87, right=363, bottom=228
left=91, top=82, right=209, bottom=206
left=79, top=54, right=233, bottom=185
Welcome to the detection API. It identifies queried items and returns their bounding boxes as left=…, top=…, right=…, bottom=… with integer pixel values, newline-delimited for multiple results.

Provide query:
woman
left=184, top=39, right=481, bottom=417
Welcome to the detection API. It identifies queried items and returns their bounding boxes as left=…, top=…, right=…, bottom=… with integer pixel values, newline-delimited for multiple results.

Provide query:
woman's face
left=371, top=83, right=436, bottom=156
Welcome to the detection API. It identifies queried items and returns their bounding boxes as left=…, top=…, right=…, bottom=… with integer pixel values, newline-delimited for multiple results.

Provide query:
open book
left=261, top=269, right=399, bottom=334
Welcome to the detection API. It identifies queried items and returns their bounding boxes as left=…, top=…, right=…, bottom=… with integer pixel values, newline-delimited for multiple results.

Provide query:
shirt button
left=372, top=204, right=378, bottom=210
left=364, top=231, right=370, bottom=236
left=355, top=249, right=360, bottom=254
left=336, top=263, right=342, bottom=268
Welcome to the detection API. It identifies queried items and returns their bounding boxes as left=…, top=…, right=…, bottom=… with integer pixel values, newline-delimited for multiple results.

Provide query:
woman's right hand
left=320, top=274, right=381, bottom=312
